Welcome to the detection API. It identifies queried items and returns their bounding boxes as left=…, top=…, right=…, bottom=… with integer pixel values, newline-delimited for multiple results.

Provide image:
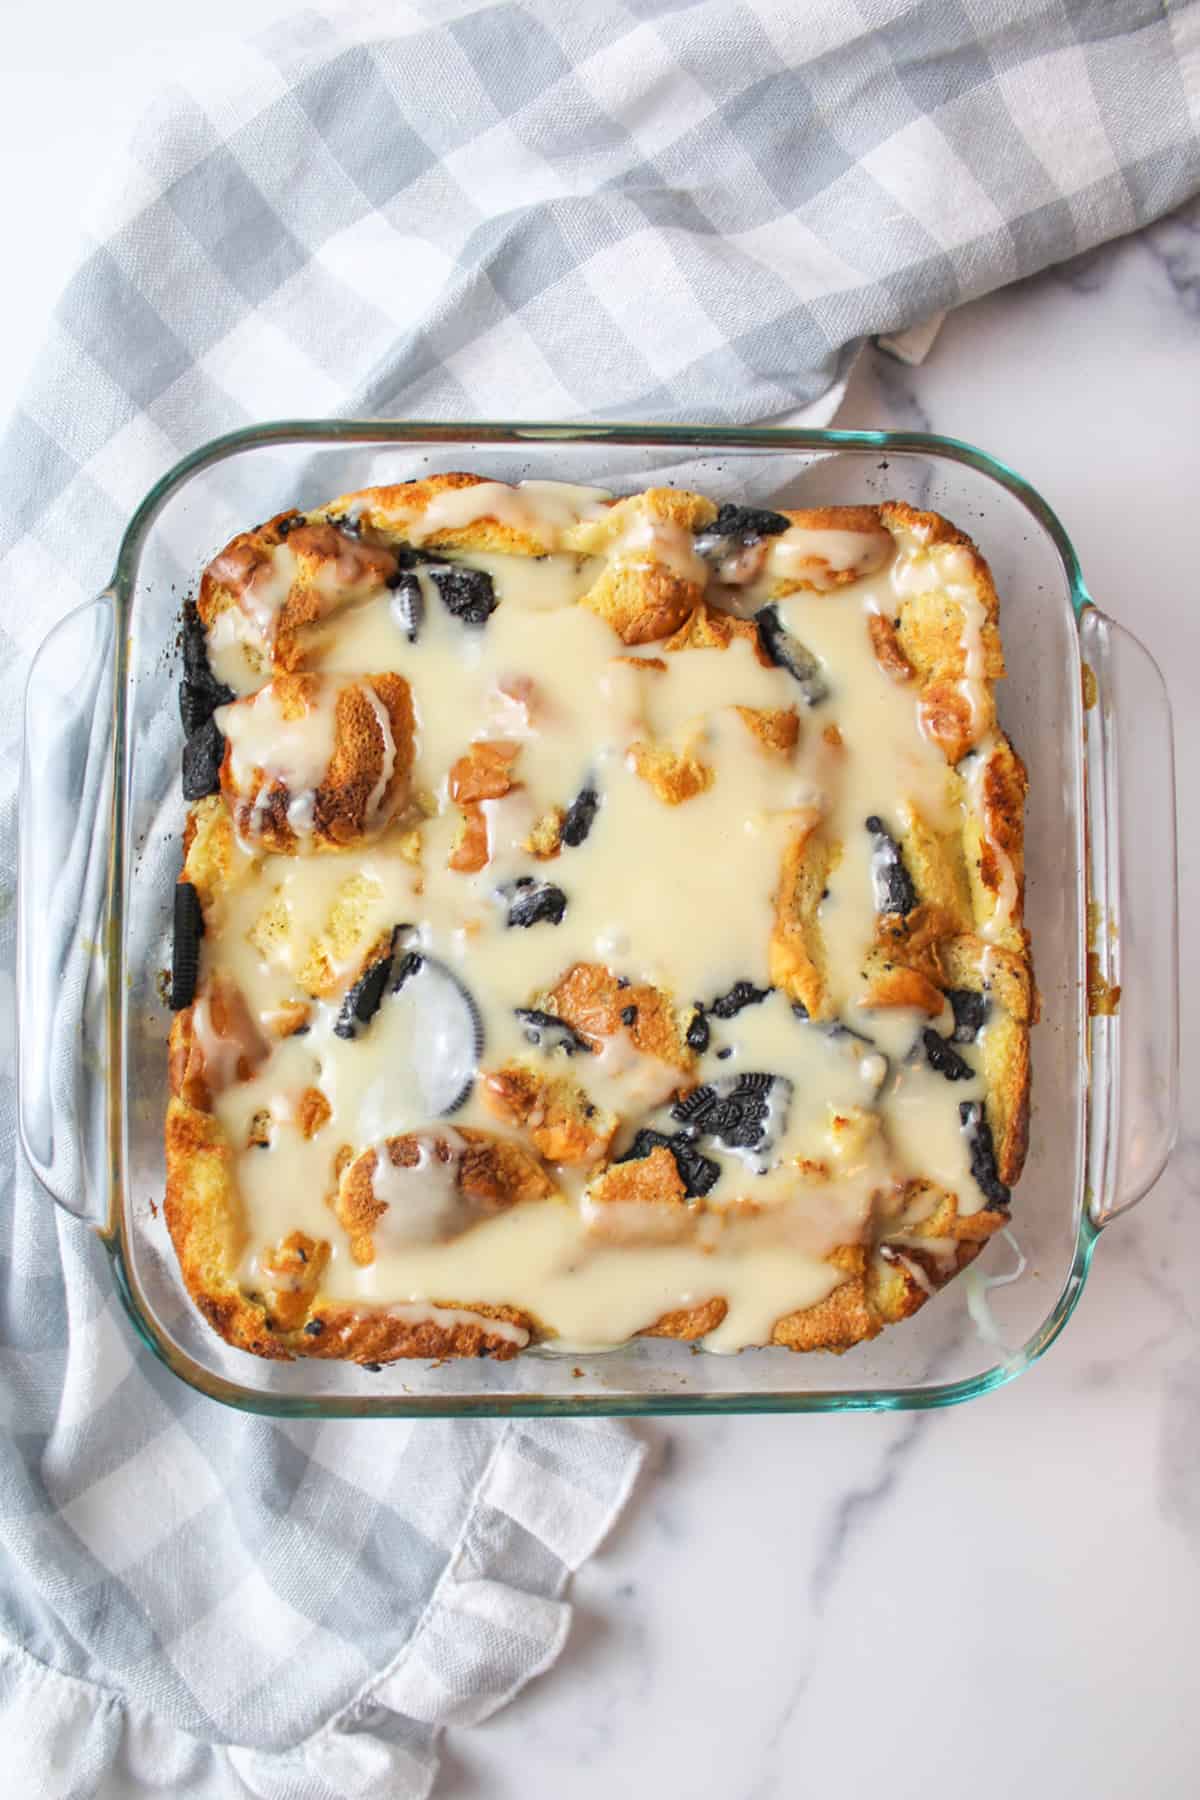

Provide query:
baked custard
left=165, top=476, right=1035, bottom=1364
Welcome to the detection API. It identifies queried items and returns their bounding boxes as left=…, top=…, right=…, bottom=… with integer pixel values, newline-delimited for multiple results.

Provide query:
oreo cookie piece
left=947, top=987, right=990, bottom=1043
left=685, top=1007, right=710, bottom=1054
left=561, top=785, right=599, bottom=848
left=334, top=928, right=403, bottom=1041
left=391, top=950, right=425, bottom=992
left=672, top=1071, right=793, bottom=1171
left=385, top=544, right=427, bottom=572
left=182, top=716, right=225, bottom=800
left=754, top=605, right=828, bottom=705
left=171, top=882, right=204, bottom=1011
left=515, top=1008, right=593, bottom=1056
left=921, top=1029, right=973, bottom=1082
left=497, top=877, right=567, bottom=929
left=694, top=503, right=790, bottom=562
left=179, top=677, right=233, bottom=737
left=613, top=1128, right=720, bottom=1200
left=429, top=563, right=498, bottom=627
left=179, top=599, right=234, bottom=735
left=959, top=1101, right=1011, bottom=1209
left=709, top=980, right=771, bottom=1020
left=181, top=600, right=222, bottom=687
left=405, top=954, right=484, bottom=1114
left=866, top=816, right=918, bottom=916
left=387, top=571, right=424, bottom=643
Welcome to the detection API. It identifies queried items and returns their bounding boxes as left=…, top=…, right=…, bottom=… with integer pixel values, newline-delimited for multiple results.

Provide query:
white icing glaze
left=403, top=480, right=612, bottom=547
left=359, top=682, right=397, bottom=824
left=767, top=524, right=893, bottom=589
left=369, top=1131, right=469, bottom=1246
left=613, top=513, right=708, bottom=584
left=216, top=682, right=340, bottom=812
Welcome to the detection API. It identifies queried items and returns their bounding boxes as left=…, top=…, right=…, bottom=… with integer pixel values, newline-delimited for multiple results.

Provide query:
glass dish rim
left=101, top=420, right=1099, bottom=1418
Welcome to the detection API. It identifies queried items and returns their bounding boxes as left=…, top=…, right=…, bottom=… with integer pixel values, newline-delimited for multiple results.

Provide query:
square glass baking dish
left=16, top=422, right=1179, bottom=1417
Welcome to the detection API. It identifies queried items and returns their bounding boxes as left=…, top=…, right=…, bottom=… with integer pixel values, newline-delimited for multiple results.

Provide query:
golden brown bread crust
left=335, top=1129, right=556, bottom=1266
left=200, top=514, right=401, bottom=674
left=219, top=672, right=416, bottom=852
left=766, top=506, right=894, bottom=596
left=165, top=1096, right=536, bottom=1363
left=319, top=471, right=563, bottom=557
left=481, top=1062, right=618, bottom=1166
left=541, top=961, right=694, bottom=1073
left=167, top=487, right=1034, bottom=1363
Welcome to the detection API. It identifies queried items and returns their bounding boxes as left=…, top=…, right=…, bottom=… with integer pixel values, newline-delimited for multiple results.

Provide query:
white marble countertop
left=3, top=17, right=1197, bottom=1800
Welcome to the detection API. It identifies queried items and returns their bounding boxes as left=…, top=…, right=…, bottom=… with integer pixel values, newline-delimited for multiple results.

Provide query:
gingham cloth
left=1, top=2, right=1197, bottom=1795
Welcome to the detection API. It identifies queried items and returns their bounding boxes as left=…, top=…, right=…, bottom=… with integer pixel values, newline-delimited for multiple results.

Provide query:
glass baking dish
left=16, top=422, right=1179, bottom=1417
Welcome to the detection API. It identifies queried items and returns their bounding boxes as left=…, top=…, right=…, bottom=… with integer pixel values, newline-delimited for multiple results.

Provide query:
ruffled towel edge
left=0, top=1419, right=646, bottom=1800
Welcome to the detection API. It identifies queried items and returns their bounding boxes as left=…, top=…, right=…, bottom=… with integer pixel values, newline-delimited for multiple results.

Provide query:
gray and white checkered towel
left=1, top=3, right=1196, bottom=1795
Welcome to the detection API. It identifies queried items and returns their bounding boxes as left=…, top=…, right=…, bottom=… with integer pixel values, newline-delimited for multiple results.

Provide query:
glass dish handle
left=17, top=591, right=117, bottom=1225
left=1079, top=606, right=1179, bottom=1227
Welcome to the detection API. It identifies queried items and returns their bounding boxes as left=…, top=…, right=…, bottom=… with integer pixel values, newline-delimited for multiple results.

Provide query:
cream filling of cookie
left=193, top=498, right=1005, bottom=1351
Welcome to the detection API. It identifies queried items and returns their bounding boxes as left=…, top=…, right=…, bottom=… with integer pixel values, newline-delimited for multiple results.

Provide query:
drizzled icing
left=184, top=486, right=1020, bottom=1353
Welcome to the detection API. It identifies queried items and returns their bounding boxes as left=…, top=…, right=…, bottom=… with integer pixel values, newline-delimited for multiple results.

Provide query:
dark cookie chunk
left=179, top=600, right=234, bottom=736
left=179, top=677, right=234, bottom=737
left=921, top=1029, right=973, bottom=1082
left=302, top=1319, right=324, bottom=1337
left=753, top=605, right=828, bottom=705
left=385, top=544, right=427, bottom=573
left=561, top=785, right=599, bottom=848
left=275, top=512, right=307, bottom=539
left=959, top=1101, right=1011, bottom=1209
left=181, top=717, right=225, bottom=801
left=171, top=882, right=204, bottom=1011
left=694, top=504, right=790, bottom=559
left=947, top=987, right=990, bottom=1043
left=334, top=928, right=402, bottom=1040
left=429, top=563, right=498, bottom=627
left=614, top=1128, right=720, bottom=1200
left=181, top=600, right=222, bottom=688
left=391, top=950, right=424, bottom=992
left=672, top=1071, right=792, bottom=1163
left=621, top=1004, right=638, bottom=1027
left=497, top=877, right=567, bottom=929
left=791, top=1000, right=810, bottom=1021
left=514, top=1008, right=593, bottom=1056
left=685, top=1007, right=710, bottom=1053
left=323, top=512, right=361, bottom=539
left=387, top=571, right=424, bottom=643
left=709, top=980, right=771, bottom=1020
left=866, top=816, right=918, bottom=916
